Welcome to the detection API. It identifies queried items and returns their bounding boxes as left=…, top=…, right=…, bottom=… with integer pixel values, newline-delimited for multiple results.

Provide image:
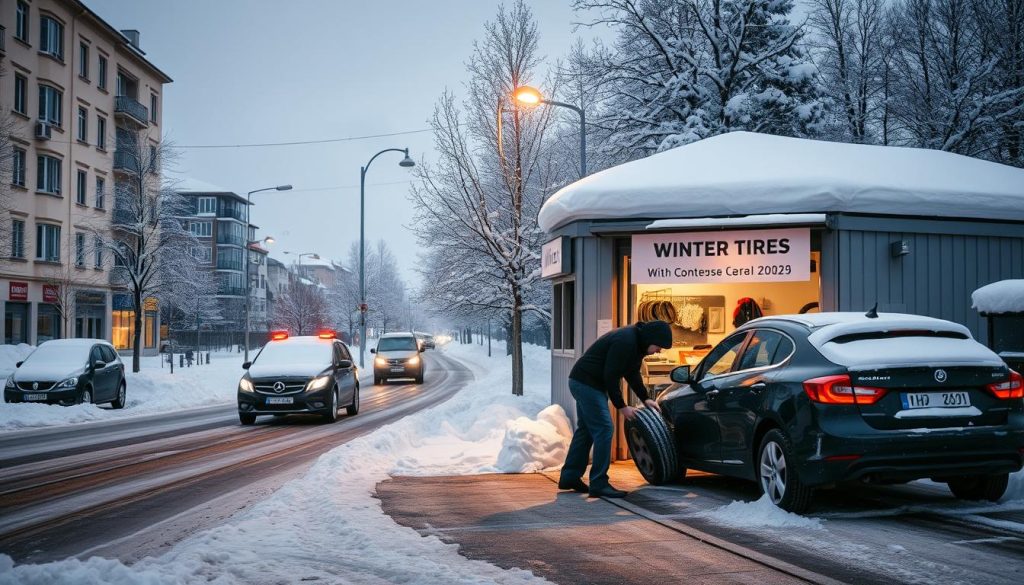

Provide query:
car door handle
left=750, top=382, right=768, bottom=392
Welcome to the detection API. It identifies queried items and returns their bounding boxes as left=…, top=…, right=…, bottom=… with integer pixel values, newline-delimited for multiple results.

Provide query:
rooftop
left=538, top=132, right=1024, bottom=232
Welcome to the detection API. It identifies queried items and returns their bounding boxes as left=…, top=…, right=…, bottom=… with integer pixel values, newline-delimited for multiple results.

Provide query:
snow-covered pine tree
left=573, top=0, right=824, bottom=155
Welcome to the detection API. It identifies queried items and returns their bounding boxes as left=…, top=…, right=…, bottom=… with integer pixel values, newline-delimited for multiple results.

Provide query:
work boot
left=557, top=478, right=589, bottom=493
left=588, top=486, right=628, bottom=499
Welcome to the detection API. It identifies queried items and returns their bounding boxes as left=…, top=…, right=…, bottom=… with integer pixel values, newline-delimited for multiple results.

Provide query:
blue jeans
left=560, top=379, right=614, bottom=491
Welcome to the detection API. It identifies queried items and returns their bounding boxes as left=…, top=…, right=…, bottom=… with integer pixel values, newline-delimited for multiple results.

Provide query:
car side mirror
left=15, top=361, right=23, bottom=368
left=93, top=360, right=106, bottom=370
left=242, top=361, right=251, bottom=370
left=338, top=359, right=352, bottom=369
left=370, top=348, right=376, bottom=354
left=670, top=365, right=691, bottom=384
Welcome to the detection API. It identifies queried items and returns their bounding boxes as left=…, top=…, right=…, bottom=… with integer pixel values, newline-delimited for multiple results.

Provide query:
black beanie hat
left=637, top=320, right=673, bottom=349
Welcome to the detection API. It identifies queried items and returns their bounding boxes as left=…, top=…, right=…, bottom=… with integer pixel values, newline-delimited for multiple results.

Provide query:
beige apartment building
left=1, top=0, right=171, bottom=352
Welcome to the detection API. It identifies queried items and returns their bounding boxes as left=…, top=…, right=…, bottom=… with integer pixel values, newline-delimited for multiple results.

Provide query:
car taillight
left=804, top=375, right=887, bottom=405
left=986, top=370, right=1023, bottom=400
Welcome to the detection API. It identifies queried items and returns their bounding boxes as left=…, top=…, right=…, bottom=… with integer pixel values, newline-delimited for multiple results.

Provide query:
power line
left=177, top=129, right=431, bottom=149
left=287, top=180, right=414, bottom=194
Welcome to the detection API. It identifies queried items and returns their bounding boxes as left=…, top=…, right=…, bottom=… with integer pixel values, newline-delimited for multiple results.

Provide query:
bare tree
left=274, top=279, right=330, bottom=336
left=158, top=246, right=220, bottom=372
left=41, top=263, right=102, bottom=339
left=0, top=63, right=17, bottom=259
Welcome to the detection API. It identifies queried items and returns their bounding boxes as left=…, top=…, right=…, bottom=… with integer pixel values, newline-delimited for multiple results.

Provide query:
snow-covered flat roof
left=972, top=280, right=1024, bottom=315
left=167, top=175, right=235, bottom=195
left=538, top=132, right=1024, bottom=232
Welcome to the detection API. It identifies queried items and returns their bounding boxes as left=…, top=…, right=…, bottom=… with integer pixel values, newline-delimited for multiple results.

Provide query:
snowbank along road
left=0, top=351, right=470, bottom=564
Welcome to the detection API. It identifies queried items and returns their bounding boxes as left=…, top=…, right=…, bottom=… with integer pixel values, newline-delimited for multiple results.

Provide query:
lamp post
left=359, top=148, right=415, bottom=367
left=244, top=184, right=291, bottom=362
left=513, top=85, right=587, bottom=178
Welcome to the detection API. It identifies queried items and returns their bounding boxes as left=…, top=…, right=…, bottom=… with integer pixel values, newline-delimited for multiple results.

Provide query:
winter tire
left=346, top=385, right=360, bottom=416
left=239, top=412, right=256, bottom=425
left=322, top=387, right=339, bottom=423
left=375, top=376, right=384, bottom=386
left=415, top=373, right=424, bottom=384
left=624, top=407, right=681, bottom=485
left=947, top=473, right=1009, bottom=501
left=79, top=388, right=93, bottom=406
left=758, top=429, right=814, bottom=514
left=111, top=380, right=127, bottom=409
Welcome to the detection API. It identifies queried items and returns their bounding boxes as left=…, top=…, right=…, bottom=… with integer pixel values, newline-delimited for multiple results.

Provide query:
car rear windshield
left=254, top=341, right=331, bottom=366
left=378, top=337, right=418, bottom=351
left=829, top=330, right=969, bottom=344
left=26, top=343, right=91, bottom=368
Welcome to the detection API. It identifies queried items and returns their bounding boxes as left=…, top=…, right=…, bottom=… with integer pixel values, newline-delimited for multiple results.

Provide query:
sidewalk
left=377, top=462, right=836, bottom=585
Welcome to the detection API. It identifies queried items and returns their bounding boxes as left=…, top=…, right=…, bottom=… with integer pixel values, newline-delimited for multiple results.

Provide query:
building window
left=14, top=74, right=27, bottom=115
left=79, top=42, right=89, bottom=79
left=552, top=280, right=575, bottom=351
left=94, top=235, right=103, bottom=268
left=150, top=94, right=158, bottom=123
left=75, top=232, right=86, bottom=266
left=36, top=223, right=61, bottom=262
left=77, top=106, right=88, bottom=142
left=95, top=176, right=105, bottom=209
left=197, top=197, right=216, bottom=215
left=96, top=115, right=107, bottom=150
left=76, top=169, right=87, bottom=204
left=36, top=155, right=61, bottom=194
left=190, top=246, right=212, bottom=263
left=38, top=85, right=62, bottom=126
left=15, top=1, right=28, bottom=42
left=11, top=220, right=25, bottom=259
left=188, top=221, right=212, bottom=237
left=12, top=148, right=26, bottom=187
left=98, top=54, right=108, bottom=90
left=39, top=15, right=63, bottom=60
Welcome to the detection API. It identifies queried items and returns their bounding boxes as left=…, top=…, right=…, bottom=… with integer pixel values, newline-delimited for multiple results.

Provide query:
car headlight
left=5, top=377, right=14, bottom=389
left=55, top=377, right=79, bottom=389
left=375, top=357, right=387, bottom=366
left=306, top=375, right=331, bottom=391
left=407, top=355, right=420, bottom=366
left=238, top=377, right=255, bottom=393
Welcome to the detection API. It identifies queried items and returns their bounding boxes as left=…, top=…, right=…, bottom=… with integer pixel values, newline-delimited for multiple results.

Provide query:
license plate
left=390, top=367, right=404, bottom=373
left=24, top=393, right=47, bottom=401
left=901, top=391, right=970, bottom=409
left=266, top=397, right=293, bottom=405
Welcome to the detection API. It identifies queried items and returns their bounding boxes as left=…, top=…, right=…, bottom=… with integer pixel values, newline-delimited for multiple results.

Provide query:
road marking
left=950, top=536, right=1022, bottom=545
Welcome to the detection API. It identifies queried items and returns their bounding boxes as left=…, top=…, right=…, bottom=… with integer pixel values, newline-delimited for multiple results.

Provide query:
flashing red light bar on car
left=803, top=375, right=887, bottom=405
left=986, top=370, right=1023, bottom=400
left=317, top=330, right=336, bottom=339
left=270, top=330, right=289, bottom=341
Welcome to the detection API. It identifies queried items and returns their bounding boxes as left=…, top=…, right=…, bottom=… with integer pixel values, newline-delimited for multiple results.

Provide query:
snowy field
left=0, top=341, right=572, bottom=584
left=0, top=345, right=247, bottom=432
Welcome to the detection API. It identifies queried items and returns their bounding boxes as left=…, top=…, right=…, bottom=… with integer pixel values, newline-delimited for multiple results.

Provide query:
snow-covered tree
left=158, top=246, right=221, bottom=371
left=572, top=0, right=823, bottom=156
left=410, top=2, right=556, bottom=395
left=970, top=0, right=1024, bottom=166
left=274, top=279, right=330, bottom=336
left=0, top=63, right=15, bottom=260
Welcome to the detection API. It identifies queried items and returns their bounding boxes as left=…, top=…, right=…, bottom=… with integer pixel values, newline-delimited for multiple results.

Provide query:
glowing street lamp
left=512, top=85, right=587, bottom=178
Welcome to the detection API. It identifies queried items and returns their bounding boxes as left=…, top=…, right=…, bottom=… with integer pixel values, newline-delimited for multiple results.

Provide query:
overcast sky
left=86, top=0, right=597, bottom=285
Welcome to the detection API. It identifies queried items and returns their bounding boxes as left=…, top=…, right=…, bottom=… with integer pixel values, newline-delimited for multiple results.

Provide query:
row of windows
left=10, top=148, right=106, bottom=208
left=8, top=219, right=104, bottom=268
left=12, top=77, right=111, bottom=148
left=15, top=3, right=67, bottom=62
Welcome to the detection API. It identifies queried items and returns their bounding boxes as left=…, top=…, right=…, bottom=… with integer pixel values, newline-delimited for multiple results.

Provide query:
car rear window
left=830, top=330, right=968, bottom=344
left=378, top=337, right=418, bottom=351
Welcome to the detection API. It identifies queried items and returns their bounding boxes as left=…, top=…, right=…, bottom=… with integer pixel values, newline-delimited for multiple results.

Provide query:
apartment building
left=1, top=0, right=171, bottom=350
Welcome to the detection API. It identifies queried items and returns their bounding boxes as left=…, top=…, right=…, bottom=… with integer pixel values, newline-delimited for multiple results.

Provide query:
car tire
left=374, top=376, right=383, bottom=386
left=79, top=388, right=93, bottom=406
left=322, top=387, right=339, bottom=423
left=415, top=372, right=424, bottom=384
left=624, top=407, right=682, bottom=485
left=239, top=412, right=256, bottom=425
left=947, top=473, right=1009, bottom=501
left=111, top=380, right=127, bottom=409
left=346, top=384, right=360, bottom=416
left=758, top=429, right=814, bottom=514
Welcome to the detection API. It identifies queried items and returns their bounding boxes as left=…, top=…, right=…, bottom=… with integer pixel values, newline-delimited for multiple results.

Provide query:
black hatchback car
left=237, top=331, right=360, bottom=425
left=4, top=339, right=126, bottom=408
left=627, top=312, right=1024, bottom=513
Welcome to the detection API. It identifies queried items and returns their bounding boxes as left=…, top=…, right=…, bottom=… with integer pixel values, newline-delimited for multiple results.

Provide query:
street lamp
left=513, top=85, right=587, bottom=179
left=244, top=184, right=291, bottom=362
left=359, top=148, right=415, bottom=367
left=283, top=251, right=320, bottom=281
left=244, top=236, right=274, bottom=356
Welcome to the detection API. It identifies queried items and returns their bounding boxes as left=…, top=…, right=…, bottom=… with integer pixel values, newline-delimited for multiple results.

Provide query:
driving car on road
left=372, top=332, right=425, bottom=385
left=414, top=331, right=436, bottom=350
left=626, top=312, right=1024, bottom=513
left=237, top=330, right=359, bottom=425
left=4, top=339, right=126, bottom=408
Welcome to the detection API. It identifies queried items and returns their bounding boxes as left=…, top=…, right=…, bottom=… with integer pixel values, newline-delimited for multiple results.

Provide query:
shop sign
left=43, top=285, right=59, bottom=303
left=541, top=237, right=572, bottom=279
left=143, top=297, right=158, bottom=311
left=9, top=282, right=28, bottom=301
left=112, top=293, right=134, bottom=310
left=632, top=228, right=811, bottom=284
left=77, top=290, right=107, bottom=306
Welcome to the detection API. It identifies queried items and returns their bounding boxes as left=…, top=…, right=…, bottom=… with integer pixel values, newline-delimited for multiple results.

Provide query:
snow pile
left=0, top=344, right=33, bottom=380
left=0, top=341, right=567, bottom=584
left=700, top=495, right=825, bottom=530
left=1005, top=470, right=1024, bottom=502
left=972, top=280, right=1024, bottom=315
left=0, top=351, right=244, bottom=432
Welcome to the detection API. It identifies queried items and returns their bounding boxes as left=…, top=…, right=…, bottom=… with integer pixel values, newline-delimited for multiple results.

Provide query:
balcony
left=114, top=95, right=149, bottom=127
left=113, top=150, right=140, bottom=174
left=217, top=287, right=247, bottom=298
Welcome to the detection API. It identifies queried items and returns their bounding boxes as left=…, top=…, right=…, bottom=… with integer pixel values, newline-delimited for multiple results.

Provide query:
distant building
left=1, top=0, right=171, bottom=352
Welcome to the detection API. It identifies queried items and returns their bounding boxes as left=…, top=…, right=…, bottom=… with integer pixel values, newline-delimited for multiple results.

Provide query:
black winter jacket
left=569, top=321, right=673, bottom=409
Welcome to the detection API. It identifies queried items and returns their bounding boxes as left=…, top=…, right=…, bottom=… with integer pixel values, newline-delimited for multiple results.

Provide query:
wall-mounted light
left=890, top=240, right=911, bottom=258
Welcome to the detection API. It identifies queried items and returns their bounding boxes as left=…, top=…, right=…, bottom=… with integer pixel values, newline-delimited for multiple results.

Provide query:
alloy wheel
left=118, top=385, right=125, bottom=404
left=628, top=427, right=655, bottom=478
left=760, top=441, right=788, bottom=504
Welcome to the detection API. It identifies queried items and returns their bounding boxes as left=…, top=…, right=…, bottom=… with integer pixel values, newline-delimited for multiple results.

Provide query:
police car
left=237, top=330, right=359, bottom=425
